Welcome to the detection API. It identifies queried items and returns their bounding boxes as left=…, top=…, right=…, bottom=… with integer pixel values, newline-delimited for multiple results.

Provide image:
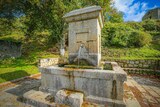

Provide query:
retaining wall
left=107, top=59, right=160, bottom=70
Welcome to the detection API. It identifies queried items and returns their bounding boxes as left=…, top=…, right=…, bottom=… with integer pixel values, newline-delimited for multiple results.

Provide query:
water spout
left=75, top=43, right=95, bottom=67
left=77, top=44, right=83, bottom=68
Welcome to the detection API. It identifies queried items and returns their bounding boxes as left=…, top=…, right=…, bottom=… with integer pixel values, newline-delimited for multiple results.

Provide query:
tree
left=0, top=0, right=122, bottom=45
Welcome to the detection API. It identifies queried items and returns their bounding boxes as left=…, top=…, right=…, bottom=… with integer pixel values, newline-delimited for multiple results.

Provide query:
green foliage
left=129, top=31, right=152, bottom=47
left=64, top=65, right=98, bottom=69
left=0, top=50, right=59, bottom=68
left=0, top=49, right=59, bottom=83
left=0, top=18, right=13, bottom=36
left=102, top=19, right=160, bottom=48
left=126, top=22, right=144, bottom=30
left=107, top=8, right=124, bottom=23
left=0, top=33, right=24, bottom=43
left=0, top=0, right=117, bottom=47
left=103, top=63, right=112, bottom=70
left=102, top=46, right=160, bottom=59
left=102, top=22, right=132, bottom=47
left=0, top=66, right=38, bottom=83
left=142, top=19, right=160, bottom=31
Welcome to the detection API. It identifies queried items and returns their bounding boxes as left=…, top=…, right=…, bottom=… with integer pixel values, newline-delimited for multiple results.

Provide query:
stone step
left=23, top=90, right=104, bottom=107
left=55, top=89, right=84, bottom=107
left=23, top=90, right=68, bottom=107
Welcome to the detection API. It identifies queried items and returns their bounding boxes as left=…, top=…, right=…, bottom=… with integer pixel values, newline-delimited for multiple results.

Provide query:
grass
left=64, top=65, right=100, bottom=69
left=0, top=65, right=38, bottom=83
left=0, top=49, right=59, bottom=83
left=102, top=45, right=160, bottom=60
left=0, top=33, right=25, bottom=42
left=0, top=44, right=160, bottom=83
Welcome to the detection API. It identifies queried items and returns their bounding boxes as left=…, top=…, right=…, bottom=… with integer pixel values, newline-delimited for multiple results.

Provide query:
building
left=142, top=8, right=160, bottom=20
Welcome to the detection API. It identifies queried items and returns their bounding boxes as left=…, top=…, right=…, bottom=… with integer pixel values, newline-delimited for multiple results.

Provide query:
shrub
left=102, top=22, right=133, bottom=47
left=129, top=31, right=152, bottom=47
left=126, top=22, right=144, bottom=31
left=102, top=22, right=153, bottom=48
left=142, top=19, right=157, bottom=31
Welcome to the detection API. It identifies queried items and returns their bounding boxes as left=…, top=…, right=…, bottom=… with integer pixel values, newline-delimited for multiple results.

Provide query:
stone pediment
left=63, top=6, right=103, bottom=28
left=63, top=6, right=101, bottom=18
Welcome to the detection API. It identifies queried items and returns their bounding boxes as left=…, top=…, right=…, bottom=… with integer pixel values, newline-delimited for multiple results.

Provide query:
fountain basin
left=39, top=60, right=127, bottom=106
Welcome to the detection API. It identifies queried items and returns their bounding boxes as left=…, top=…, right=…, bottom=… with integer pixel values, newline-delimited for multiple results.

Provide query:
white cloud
left=113, top=0, right=134, bottom=12
left=128, top=2, right=140, bottom=14
left=125, top=11, right=146, bottom=22
left=113, top=0, right=150, bottom=22
left=142, top=2, right=147, bottom=10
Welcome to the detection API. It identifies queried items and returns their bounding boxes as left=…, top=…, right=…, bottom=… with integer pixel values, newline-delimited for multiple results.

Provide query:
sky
left=113, top=0, right=160, bottom=22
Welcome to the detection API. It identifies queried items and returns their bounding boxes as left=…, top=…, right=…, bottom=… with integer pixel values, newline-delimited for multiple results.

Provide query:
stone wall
left=0, top=40, right=21, bottom=59
left=123, top=68, right=160, bottom=77
left=107, top=59, right=160, bottom=70
left=38, top=58, right=59, bottom=67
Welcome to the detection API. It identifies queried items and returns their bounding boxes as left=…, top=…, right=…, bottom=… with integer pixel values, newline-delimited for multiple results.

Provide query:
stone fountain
left=63, top=6, right=103, bottom=67
left=23, top=6, right=127, bottom=107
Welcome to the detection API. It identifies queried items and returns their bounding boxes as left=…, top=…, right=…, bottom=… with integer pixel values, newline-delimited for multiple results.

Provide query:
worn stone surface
left=55, top=89, right=83, bottom=107
left=124, top=76, right=160, bottom=107
left=38, top=58, right=59, bottom=67
left=63, top=6, right=103, bottom=66
left=0, top=75, right=105, bottom=107
left=23, top=90, right=69, bottom=107
left=85, top=95, right=126, bottom=107
left=39, top=62, right=127, bottom=106
left=0, top=74, right=160, bottom=107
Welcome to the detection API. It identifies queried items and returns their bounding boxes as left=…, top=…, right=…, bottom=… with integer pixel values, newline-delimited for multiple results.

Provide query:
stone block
left=147, top=60, right=151, bottom=64
left=140, top=64, right=144, bottom=68
left=129, top=60, right=134, bottom=64
left=124, top=64, right=128, bottom=68
left=55, top=89, right=84, bottom=107
left=23, top=90, right=68, bottom=107
left=140, top=60, right=145, bottom=63
left=128, top=64, right=133, bottom=68
left=85, top=95, right=126, bottom=107
left=133, top=64, right=139, bottom=68
left=63, top=6, right=103, bottom=66
left=39, top=62, right=127, bottom=106
left=135, top=60, right=139, bottom=64
left=126, top=60, right=129, bottom=63
left=143, top=64, right=149, bottom=68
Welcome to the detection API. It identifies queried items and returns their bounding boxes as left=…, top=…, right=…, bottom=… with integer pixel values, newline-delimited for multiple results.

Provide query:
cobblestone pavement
left=0, top=74, right=159, bottom=107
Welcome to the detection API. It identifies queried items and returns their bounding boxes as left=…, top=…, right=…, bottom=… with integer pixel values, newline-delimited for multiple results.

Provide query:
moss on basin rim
left=63, top=62, right=112, bottom=70
left=64, top=65, right=101, bottom=69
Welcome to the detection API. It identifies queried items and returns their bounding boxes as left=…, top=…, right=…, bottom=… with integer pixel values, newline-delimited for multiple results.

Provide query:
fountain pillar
left=63, top=6, right=103, bottom=66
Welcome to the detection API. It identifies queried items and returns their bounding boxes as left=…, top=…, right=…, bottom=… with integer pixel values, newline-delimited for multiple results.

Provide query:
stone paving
left=124, top=75, right=160, bottom=107
left=0, top=74, right=159, bottom=107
